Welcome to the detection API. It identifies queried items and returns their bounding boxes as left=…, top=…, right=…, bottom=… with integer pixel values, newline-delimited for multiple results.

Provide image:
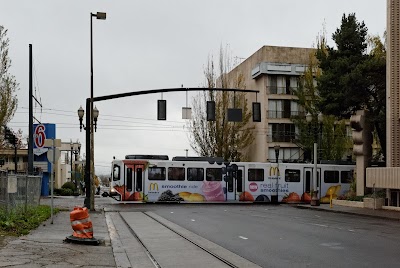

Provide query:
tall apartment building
left=366, top=0, right=400, bottom=206
left=226, top=45, right=317, bottom=162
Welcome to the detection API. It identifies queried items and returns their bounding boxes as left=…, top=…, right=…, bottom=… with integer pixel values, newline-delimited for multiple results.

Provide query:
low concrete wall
left=332, top=199, right=364, bottom=208
left=382, top=206, right=400, bottom=211
left=363, top=198, right=384, bottom=209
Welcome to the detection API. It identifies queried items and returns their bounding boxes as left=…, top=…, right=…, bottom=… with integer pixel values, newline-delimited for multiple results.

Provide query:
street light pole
left=70, top=142, right=73, bottom=185
left=306, top=112, right=321, bottom=206
left=87, top=12, right=106, bottom=210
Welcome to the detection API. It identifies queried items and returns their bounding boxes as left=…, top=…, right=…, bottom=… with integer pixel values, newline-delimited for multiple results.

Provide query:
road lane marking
left=312, top=223, right=328, bottom=228
left=348, top=229, right=354, bottom=232
left=239, top=236, right=248, bottom=240
left=251, top=214, right=268, bottom=218
left=315, top=215, right=321, bottom=218
left=191, top=219, right=195, bottom=222
left=170, top=212, right=174, bottom=213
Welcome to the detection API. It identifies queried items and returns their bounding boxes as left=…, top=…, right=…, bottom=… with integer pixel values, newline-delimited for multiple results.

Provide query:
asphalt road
left=41, top=198, right=400, bottom=267
left=124, top=204, right=400, bottom=268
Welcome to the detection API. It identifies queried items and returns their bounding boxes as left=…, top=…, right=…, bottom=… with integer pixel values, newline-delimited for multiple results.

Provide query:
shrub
left=59, top=188, right=73, bottom=196
left=346, top=195, right=364, bottom=202
left=61, top=182, right=76, bottom=191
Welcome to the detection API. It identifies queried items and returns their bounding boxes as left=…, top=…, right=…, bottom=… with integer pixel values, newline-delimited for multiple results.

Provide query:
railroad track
left=104, top=210, right=262, bottom=268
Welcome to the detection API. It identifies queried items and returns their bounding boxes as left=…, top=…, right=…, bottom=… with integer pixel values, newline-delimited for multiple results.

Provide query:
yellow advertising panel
left=269, top=166, right=280, bottom=176
left=149, top=183, right=159, bottom=191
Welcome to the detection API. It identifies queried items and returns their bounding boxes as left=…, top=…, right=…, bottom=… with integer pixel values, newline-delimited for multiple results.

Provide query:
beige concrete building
left=366, top=0, right=400, bottom=206
left=0, top=144, right=79, bottom=189
left=227, top=45, right=317, bottom=162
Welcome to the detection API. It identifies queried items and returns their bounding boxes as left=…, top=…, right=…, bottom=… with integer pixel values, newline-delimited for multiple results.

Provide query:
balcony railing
left=267, top=86, right=298, bottom=95
left=267, top=110, right=305, bottom=119
left=267, top=131, right=296, bottom=143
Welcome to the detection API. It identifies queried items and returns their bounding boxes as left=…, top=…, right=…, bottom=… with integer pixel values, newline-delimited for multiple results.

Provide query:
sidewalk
left=1, top=197, right=400, bottom=267
left=0, top=197, right=116, bottom=268
left=296, top=203, right=400, bottom=221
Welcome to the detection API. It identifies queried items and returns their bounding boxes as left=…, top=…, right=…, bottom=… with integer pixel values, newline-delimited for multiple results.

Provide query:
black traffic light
left=206, top=101, right=215, bottom=121
left=157, top=100, right=167, bottom=120
left=252, top=102, right=261, bottom=122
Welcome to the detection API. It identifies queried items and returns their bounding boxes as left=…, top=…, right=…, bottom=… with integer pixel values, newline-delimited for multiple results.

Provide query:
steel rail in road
left=118, top=211, right=239, bottom=268
left=118, top=212, right=161, bottom=268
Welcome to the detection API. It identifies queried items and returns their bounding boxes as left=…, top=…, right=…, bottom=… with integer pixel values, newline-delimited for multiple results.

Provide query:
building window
left=271, top=123, right=296, bottom=142
left=269, top=76, right=277, bottom=94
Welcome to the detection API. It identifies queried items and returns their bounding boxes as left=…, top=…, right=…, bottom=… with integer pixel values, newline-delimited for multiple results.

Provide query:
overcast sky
left=1, top=0, right=386, bottom=174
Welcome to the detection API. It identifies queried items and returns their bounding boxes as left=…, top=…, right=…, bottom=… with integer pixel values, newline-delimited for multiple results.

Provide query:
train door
left=124, top=164, right=144, bottom=201
left=225, top=166, right=244, bottom=201
left=304, top=167, right=321, bottom=198
left=124, top=165, right=134, bottom=201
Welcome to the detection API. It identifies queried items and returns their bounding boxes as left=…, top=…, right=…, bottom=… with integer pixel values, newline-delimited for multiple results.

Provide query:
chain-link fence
left=0, top=171, right=42, bottom=211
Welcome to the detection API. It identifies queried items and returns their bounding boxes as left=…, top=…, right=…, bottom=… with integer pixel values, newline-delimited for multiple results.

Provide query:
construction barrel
left=70, top=207, right=93, bottom=239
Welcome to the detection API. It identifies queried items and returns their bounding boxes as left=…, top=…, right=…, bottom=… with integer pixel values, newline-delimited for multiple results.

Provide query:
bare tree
left=188, top=45, right=254, bottom=161
left=0, top=25, right=19, bottom=147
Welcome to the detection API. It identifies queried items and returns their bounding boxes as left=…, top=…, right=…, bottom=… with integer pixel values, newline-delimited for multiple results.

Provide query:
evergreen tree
left=316, top=13, right=386, bottom=158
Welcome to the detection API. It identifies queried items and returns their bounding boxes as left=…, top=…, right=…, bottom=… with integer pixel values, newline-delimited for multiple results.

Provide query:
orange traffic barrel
left=70, top=207, right=93, bottom=239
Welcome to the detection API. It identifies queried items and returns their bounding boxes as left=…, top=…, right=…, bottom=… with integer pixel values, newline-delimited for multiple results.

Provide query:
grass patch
left=0, top=205, right=59, bottom=236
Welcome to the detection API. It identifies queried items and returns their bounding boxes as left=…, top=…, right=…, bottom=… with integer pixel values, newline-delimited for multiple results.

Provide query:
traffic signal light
left=252, top=102, right=261, bottom=122
left=157, top=100, right=167, bottom=120
left=350, top=110, right=372, bottom=156
left=206, top=101, right=215, bottom=121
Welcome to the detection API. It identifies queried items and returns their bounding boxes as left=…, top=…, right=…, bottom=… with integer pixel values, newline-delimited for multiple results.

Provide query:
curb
left=294, top=205, right=400, bottom=221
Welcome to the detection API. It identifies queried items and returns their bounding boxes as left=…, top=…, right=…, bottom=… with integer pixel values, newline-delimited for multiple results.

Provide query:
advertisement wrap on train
left=109, top=155, right=354, bottom=204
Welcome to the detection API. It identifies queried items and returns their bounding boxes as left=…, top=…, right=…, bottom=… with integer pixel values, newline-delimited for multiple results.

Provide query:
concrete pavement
left=1, top=196, right=400, bottom=267
left=296, top=203, right=400, bottom=221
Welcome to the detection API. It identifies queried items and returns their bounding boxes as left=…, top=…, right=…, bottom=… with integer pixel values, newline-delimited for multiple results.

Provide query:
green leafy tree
left=188, top=45, right=254, bottom=161
left=0, top=25, right=19, bottom=147
left=292, top=29, right=350, bottom=161
left=316, top=13, right=386, bottom=158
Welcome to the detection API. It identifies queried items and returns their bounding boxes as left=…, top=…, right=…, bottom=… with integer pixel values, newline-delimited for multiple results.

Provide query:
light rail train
left=109, top=155, right=355, bottom=203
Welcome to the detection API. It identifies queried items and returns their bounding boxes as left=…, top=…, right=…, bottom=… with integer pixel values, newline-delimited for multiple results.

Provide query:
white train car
left=109, top=156, right=354, bottom=203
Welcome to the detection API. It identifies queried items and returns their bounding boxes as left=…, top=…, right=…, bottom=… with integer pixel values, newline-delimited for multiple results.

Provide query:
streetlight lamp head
left=306, top=112, right=312, bottom=123
left=93, top=106, right=99, bottom=132
left=96, top=12, right=106, bottom=20
left=78, top=106, right=84, bottom=120
left=93, top=106, right=99, bottom=119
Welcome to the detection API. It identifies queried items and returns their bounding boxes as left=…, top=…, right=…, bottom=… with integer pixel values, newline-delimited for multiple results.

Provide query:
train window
left=206, top=168, right=222, bottom=181
left=127, top=168, right=133, bottom=191
left=148, top=167, right=166, bottom=181
left=168, top=167, right=185, bottom=181
left=113, top=165, right=120, bottom=181
left=236, top=170, right=243, bottom=192
left=136, top=168, right=143, bottom=191
left=324, top=170, right=339, bottom=183
left=248, top=169, right=264, bottom=181
left=341, top=171, right=353, bottom=184
left=285, top=169, right=300, bottom=182
left=188, top=168, right=204, bottom=181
